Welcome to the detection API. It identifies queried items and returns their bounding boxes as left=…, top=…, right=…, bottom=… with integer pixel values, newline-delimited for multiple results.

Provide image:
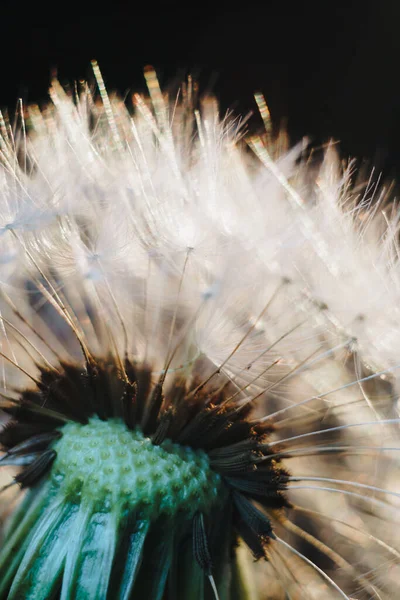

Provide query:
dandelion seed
left=0, top=64, right=399, bottom=599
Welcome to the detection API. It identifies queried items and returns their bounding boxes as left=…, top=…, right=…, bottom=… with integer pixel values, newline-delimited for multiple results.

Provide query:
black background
left=1, top=1, right=399, bottom=177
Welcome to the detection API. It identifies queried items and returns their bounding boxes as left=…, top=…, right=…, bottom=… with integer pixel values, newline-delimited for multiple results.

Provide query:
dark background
left=1, top=1, right=399, bottom=177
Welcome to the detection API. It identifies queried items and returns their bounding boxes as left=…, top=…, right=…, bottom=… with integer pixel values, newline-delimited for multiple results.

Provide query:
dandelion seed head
left=0, top=63, right=399, bottom=599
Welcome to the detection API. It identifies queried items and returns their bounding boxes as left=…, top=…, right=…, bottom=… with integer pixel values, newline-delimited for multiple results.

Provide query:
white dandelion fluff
left=0, top=62, right=399, bottom=599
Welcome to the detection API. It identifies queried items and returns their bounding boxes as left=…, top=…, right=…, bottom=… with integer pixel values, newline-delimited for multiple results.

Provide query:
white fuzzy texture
left=2, top=79, right=397, bottom=375
left=1, top=65, right=400, bottom=598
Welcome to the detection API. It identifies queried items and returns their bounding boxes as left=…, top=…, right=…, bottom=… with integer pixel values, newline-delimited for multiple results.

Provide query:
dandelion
left=0, top=62, right=399, bottom=599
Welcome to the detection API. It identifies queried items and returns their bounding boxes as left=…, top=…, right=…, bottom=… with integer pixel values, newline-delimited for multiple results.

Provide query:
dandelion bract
left=0, top=63, right=399, bottom=599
